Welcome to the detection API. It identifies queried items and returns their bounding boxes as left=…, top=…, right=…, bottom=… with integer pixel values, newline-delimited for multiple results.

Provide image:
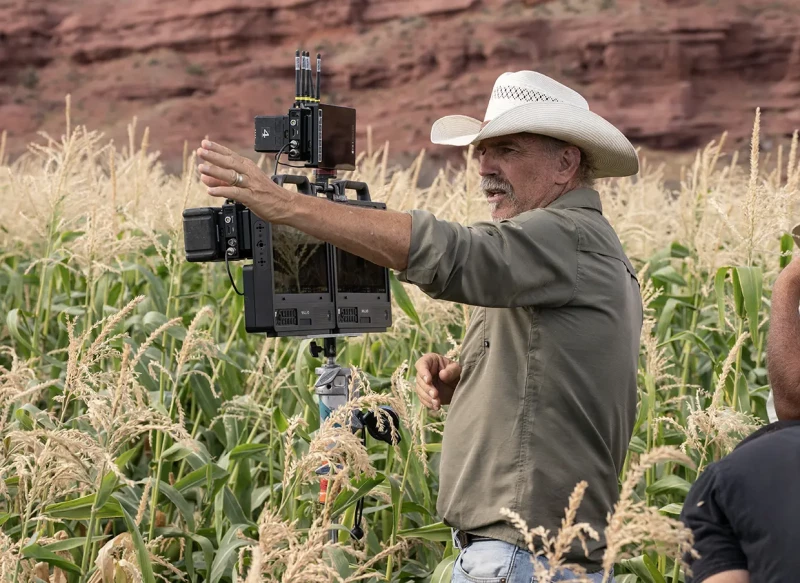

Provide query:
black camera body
left=182, top=52, right=392, bottom=338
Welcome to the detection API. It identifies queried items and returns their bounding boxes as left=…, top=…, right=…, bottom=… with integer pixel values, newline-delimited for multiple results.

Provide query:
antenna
left=294, top=50, right=301, bottom=106
left=301, top=51, right=308, bottom=101
left=316, top=53, right=322, bottom=101
left=304, top=51, right=312, bottom=102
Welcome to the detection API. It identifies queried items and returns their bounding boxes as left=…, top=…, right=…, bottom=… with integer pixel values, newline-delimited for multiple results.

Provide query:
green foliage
left=0, top=119, right=795, bottom=582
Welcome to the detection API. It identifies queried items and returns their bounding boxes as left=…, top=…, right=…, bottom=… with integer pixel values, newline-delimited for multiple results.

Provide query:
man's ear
left=555, top=146, right=582, bottom=185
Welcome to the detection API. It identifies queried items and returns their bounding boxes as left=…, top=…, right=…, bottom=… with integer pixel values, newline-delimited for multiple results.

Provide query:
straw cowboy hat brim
left=430, top=71, right=639, bottom=179
left=431, top=103, right=639, bottom=179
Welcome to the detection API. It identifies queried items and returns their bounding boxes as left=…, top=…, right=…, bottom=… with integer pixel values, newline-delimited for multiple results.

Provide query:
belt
left=453, top=530, right=493, bottom=550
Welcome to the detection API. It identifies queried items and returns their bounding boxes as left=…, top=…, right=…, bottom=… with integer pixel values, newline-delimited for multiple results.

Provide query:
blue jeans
left=451, top=538, right=612, bottom=583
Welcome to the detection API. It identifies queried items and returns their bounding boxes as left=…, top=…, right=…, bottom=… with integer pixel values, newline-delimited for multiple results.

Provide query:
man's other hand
left=414, top=353, right=461, bottom=411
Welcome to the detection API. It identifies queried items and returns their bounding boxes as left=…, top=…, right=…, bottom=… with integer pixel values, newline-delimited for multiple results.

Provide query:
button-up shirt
left=398, top=187, right=642, bottom=569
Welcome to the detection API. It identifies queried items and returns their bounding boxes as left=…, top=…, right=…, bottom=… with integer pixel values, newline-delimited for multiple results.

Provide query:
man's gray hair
left=536, top=134, right=596, bottom=188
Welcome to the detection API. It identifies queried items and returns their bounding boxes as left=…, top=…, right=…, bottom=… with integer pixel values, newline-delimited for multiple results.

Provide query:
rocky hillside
left=1, top=0, right=799, bottom=172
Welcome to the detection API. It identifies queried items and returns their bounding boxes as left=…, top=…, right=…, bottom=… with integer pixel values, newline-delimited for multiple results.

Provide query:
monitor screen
left=336, top=249, right=387, bottom=294
left=272, top=225, right=329, bottom=294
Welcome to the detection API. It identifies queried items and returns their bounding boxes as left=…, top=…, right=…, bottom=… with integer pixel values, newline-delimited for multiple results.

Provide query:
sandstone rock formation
left=1, top=0, right=799, bottom=172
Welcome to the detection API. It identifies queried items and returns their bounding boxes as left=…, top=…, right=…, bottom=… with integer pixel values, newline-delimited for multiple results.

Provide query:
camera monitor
left=242, top=183, right=337, bottom=337
left=333, top=200, right=392, bottom=333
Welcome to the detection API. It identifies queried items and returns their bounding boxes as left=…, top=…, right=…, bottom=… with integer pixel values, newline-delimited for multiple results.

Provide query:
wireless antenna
left=316, top=53, right=322, bottom=101
left=300, top=51, right=307, bottom=101
left=294, top=50, right=301, bottom=106
left=304, top=51, right=312, bottom=102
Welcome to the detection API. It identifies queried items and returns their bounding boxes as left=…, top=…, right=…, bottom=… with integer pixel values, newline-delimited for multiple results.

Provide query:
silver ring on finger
left=231, top=172, right=244, bottom=187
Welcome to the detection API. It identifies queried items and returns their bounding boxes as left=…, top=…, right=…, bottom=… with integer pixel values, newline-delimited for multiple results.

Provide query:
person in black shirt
left=680, top=244, right=800, bottom=583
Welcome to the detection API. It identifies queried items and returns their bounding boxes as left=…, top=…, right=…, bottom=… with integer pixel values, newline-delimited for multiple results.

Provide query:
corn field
left=0, top=102, right=797, bottom=583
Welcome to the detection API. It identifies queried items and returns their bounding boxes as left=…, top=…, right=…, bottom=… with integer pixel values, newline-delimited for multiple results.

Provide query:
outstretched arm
left=196, top=140, right=412, bottom=271
left=196, top=140, right=579, bottom=308
left=767, top=257, right=800, bottom=420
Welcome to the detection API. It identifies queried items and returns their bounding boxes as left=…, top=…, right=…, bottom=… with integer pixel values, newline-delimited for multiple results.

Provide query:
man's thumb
left=439, top=362, right=458, bottom=382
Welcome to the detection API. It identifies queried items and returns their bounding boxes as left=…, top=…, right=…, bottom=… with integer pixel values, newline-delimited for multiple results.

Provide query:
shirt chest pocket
left=459, top=307, right=488, bottom=368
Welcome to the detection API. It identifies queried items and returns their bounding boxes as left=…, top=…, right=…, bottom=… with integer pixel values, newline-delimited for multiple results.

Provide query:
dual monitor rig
left=181, top=51, right=399, bottom=540
left=183, top=50, right=390, bottom=339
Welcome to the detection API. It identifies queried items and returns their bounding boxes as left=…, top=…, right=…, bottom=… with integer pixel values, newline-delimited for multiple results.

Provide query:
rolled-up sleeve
left=396, top=208, right=579, bottom=307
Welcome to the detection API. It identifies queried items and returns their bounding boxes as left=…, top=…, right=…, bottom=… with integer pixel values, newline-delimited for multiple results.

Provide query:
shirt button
left=484, top=340, right=490, bottom=348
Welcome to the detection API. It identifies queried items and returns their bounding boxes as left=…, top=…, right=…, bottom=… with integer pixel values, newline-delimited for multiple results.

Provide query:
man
left=196, top=71, right=643, bottom=581
left=680, top=240, right=800, bottom=583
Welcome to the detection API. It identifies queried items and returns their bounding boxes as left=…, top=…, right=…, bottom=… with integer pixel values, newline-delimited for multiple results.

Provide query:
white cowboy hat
left=430, top=71, right=639, bottom=178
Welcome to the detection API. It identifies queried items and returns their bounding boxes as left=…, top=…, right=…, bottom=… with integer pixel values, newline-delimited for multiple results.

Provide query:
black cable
left=351, top=428, right=367, bottom=540
left=225, top=249, right=244, bottom=296
left=273, top=144, right=291, bottom=177
left=278, top=161, right=308, bottom=169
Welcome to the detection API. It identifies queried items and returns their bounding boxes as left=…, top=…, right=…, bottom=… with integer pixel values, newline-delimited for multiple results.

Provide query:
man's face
left=476, top=133, right=566, bottom=221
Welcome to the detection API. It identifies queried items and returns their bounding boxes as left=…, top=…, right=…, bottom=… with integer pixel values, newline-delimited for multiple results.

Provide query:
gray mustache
left=480, top=177, right=514, bottom=195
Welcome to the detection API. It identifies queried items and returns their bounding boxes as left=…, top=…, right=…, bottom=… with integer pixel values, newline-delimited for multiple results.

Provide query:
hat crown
left=484, top=71, right=589, bottom=122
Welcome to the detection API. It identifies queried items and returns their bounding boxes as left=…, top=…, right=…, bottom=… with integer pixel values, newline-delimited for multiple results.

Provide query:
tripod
left=309, top=337, right=401, bottom=543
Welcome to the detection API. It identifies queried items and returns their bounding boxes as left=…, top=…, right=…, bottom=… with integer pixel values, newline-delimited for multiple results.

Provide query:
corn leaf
left=398, top=521, right=453, bottom=542
left=714, top=266, right=729, bottom=330
left=780, top=233, right=794, bottom=269
left=6, top=308, right=33, bottom=353
left=135, top=265, right=167, bottom=314
left=93, top=470, right=118, bottom=511
left=736, top=374, right=751, bottom=414
left=733, top=266, right=763, bottom=346
left=209, top=525, right=252, bottom=583
left=620, top=556, right=656, bottom=583
left=658, top=503, right=684, bottom=516
left=42, top=535, right=109, bottom=552
left=21, top=543, right=82, bottom=575
left=325, top=546, right=353, bottom=579
left=158, top=480, right=196, bottom=532
left=115, top=442, right=142, bottom=469
left=331, top=475, right=385, bottom=518
left=645, top=475, right=692, bottom=496
left=643, top=554, right=667, bottom=583
left=45, top=494, right=124, bottom=520
left=430, top=556, right=455, bottom=583
left=117, top=499, right=157, bottom=583
left=174, top=463, right=228, bottom=493
left=389, top=272, right=421, bottom=326
left=229, top=443, right=270, bottom=461
left=272, top=407, right=289, bottom=432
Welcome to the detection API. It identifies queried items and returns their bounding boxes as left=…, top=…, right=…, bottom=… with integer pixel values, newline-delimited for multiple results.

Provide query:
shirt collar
left=735, top=420, right=800, bottom=450
left=546, top=187, right=603, bottom=213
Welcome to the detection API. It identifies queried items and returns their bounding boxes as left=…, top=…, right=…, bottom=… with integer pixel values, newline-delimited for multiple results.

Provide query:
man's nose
left=478, top=153, right=499, bottom=177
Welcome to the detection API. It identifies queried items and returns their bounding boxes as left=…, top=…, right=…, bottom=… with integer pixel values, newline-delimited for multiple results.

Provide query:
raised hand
left=196, top=139, right=295, bottom=223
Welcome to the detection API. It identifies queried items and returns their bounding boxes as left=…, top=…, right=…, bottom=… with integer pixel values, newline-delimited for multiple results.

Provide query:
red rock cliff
left=1, top=0, right=798, bottom=170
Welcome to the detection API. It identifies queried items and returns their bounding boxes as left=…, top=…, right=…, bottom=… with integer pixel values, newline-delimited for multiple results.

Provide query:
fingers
left=206, top=185, right=241, bottom=200
left=198, top=164, right=240, bottom=188
left=439, top=361, right=461, bottom=384
left=201, top=139, right=234, bottom=157
left=415, top=376, right=441, bottom=411
left=414, top=353, right=443, bottom=411
left=196, top=140, right=246, bottom=173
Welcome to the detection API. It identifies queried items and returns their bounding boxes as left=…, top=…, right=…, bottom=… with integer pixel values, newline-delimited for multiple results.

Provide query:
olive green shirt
left=398, top=188, right=642, bottom=569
